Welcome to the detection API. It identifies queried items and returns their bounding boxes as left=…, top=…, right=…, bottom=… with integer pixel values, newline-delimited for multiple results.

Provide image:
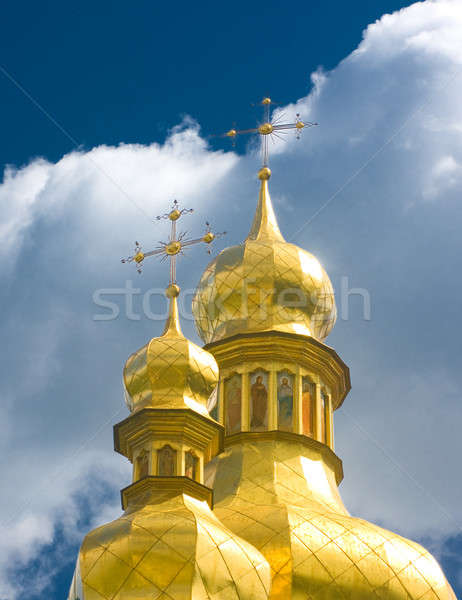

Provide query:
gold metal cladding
left=205, top=330, right=350, bottom=410
left=258, top=122, right=274, bottom=135
left=124, top=292, right=219, bottom=414
left=258, top=166, right=271, bottom=180
left=120, top=476, right=214, bottom=509
left=192, top=175, right=337, bottom=345
left=224, top=430, right=344, bottom=484
left=207, top=436, right=456, bottom=600
left=202, top=231, right=215, bottom=243
left=168, top=208, right=181, bottom=220
left=114, top=408, right=224, bottom=464
left=73, top=484, right=271, bottom=600
left=165, top=240, right=181, bottom=255
left=165, top=282, right=180, bottom=298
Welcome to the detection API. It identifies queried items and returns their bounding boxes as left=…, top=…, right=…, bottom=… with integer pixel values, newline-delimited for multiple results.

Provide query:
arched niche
left=249, top=368, right=269, bottom=432
left=157, top=444, right=177, bottom=476
left=276, top=369, right=296, bottom=432
left=224, top=372, right=242, bottom=435
left=136, top=449, right=150, bottom=479
left=185, top=450, right=199, bottom=481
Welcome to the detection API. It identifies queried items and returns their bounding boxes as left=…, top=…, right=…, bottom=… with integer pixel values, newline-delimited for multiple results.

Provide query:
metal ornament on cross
left=121, top=199, right=225, bottom=277
left=218, top=96, right=317, bottom=168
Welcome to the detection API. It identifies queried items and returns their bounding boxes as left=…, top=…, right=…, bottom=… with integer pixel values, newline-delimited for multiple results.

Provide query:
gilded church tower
left=68, top=99, right=456, bottom=600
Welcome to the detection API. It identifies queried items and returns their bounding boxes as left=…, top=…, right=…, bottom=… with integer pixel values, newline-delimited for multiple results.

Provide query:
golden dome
left=68, top=490, right=270, bottom=600
left=192, top=168, right=337, bottom=344
left=123, top=284, right=219, bottom=415
left=209, top=437, right=457, bottom=600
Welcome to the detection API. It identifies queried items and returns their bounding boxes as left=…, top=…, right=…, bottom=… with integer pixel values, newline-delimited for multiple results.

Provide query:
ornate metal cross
left=121, top=199, right=225, bottom=279
left=218, top=97, right=317, bottom=168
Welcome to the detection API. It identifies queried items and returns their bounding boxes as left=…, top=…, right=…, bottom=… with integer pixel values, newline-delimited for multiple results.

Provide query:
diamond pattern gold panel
left=192, top=239, right=337, bottom=345
left=124, top=329, right=219, bottom=413
left=69, top=492, right=270, bottom=600
left=209, top=439, right=456, bottom=600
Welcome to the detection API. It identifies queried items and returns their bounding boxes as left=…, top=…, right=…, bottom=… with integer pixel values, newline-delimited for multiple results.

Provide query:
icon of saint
left=158, top=445, right=176, bottom=476
left=137, top=451, right=149, bottom=479
left=250, top=374, right=267, bottom=430
left=185, top=451, right=198, bottom=480
left=226, top=376, right=242, bottom=434
left=278, top=376, right=293, bottom=431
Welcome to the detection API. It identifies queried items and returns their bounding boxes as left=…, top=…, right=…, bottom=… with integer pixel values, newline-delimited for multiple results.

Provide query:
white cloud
left=2, top=0, right=462, bottom=596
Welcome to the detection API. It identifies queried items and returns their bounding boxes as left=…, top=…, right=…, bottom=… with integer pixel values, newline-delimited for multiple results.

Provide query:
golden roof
left=68, top=123, right=455, bottom=599
left=209, top=437, right=457, bottom=600
left=68, top=490, right=271, bottom=600
left=123, top=284, right=219, bottom=415
left=192, top=167, right=337, bottom=344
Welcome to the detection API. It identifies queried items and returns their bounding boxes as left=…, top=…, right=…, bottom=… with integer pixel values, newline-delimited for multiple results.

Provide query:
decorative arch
left=277, top=369, right=295, bottom=432
left=224, top=372, right=242, bottom=434
left=157, top=444, right=177, bottom=476
left=136, top=449, right=150, bottom=479
left=185, top=450, right=199, bottom=481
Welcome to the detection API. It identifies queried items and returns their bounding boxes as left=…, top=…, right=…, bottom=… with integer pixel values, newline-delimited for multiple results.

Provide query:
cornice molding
left=121, top=475, right=213, bottom=510
left=205, top=330, right=351, bottom=409
left=114, top=408, right=224, bottom=462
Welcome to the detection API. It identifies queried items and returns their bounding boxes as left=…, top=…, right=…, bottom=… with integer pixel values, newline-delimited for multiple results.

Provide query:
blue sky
left=1, top=1, right=462, bottom=598
left=1, top=0, right=409, bottom=166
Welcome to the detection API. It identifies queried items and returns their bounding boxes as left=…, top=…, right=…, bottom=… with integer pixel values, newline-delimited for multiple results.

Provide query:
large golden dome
left=124, top=284, right=219, bottom=415
left=192, top=167, right=337, bottom=344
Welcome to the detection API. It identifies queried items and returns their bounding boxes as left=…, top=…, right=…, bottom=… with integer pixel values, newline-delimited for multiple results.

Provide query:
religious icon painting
left=157, top=445, right=177, bottom=476
left=301, top=376, right=315, bottom=437
left=224, top=373, right=242, bottom=434
left=277, top=370, right=294, bottom=432
left=249, top=369, right=269, bottom=432
left=136, top=449, right=150, bottom=479
left=185, top=450, right=198, bottom=481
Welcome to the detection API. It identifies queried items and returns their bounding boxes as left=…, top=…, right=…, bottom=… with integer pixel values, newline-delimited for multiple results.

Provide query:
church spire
left=161, top=283, right=183, bottom=337
left=247, top=166, right=284, bottom=242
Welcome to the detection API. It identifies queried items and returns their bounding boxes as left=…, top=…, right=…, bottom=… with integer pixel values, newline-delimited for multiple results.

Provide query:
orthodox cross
left=121, top=199, right=225, bottom=278
left=218, top=97, right=317, bottom=168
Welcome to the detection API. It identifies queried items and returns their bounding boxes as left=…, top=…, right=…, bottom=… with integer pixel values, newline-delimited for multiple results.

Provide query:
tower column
left=326, top=393, right=334, bottom=449
left=241, top=372, right=250, bottom=431
left=314, top=382, right=323, bottom=443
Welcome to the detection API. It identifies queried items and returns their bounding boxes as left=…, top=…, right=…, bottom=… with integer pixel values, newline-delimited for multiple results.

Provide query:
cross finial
left=218, top=97, right=317, bottom=168
left=121, top=200, right=225, bottom=283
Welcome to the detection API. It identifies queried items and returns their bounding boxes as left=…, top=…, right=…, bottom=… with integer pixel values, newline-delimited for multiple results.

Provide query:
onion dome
left=123, top=283, right=219, bottom=415
left=192, top=167, right=337, bottom=344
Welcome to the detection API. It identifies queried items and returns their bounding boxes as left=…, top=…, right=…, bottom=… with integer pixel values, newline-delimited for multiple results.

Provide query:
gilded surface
left=207, top=438, right=457, bottom=600
left=68, top=492, right=270, bottom=600
left=124, top=296, right=219, bottom=414
left=69, top=168, right=456, bottom=599
left=192, top=178, right=337, bottom=345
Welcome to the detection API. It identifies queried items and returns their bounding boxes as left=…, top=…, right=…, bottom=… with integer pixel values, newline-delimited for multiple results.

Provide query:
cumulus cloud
left=2, top=0, right=462, bottom=597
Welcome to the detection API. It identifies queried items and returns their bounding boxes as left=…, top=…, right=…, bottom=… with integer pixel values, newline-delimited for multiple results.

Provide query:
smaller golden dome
left=123, top=286, right=219, bottom=415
